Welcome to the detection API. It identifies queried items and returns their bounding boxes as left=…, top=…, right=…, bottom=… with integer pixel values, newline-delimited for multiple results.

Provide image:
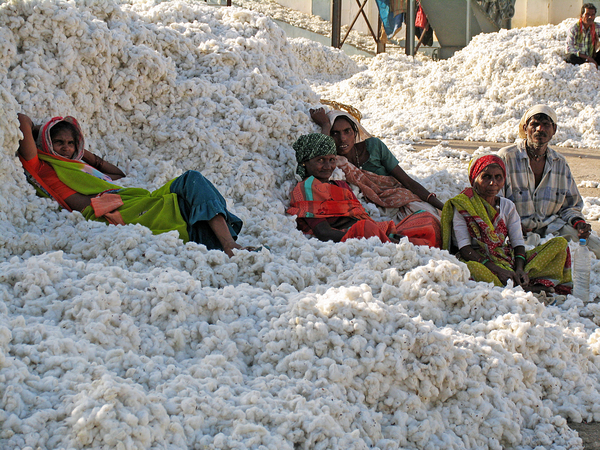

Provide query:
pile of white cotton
left=1, top=1, right=600, bottom=449
left=309, top=20, right=600, bottom=148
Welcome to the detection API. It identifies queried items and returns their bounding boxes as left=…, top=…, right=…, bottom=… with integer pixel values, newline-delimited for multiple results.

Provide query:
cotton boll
left=312, top=18, right=600, bottom=148
left=2, top=0, right=600, bottom=449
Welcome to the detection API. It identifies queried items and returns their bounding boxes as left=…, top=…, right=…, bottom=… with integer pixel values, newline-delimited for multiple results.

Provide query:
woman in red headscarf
left=441, top=154, right=572, bottom=295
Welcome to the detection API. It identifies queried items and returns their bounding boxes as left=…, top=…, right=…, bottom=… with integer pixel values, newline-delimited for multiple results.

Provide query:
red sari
left=287, top=176, right=441, bottom=247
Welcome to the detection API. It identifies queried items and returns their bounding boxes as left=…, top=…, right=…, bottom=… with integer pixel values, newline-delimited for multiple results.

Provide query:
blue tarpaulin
left=374, top=0, right=407, bottom=37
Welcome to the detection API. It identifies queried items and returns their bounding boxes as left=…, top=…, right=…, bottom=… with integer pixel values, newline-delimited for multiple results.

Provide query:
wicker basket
left=320, top=99, right=363, bottom=123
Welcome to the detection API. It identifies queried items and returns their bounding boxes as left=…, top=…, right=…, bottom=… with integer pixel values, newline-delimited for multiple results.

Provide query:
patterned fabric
left=19, top=151, right=118, bottom=210
left=293, top=133, right=337, bottom=179
left=442, top=187, right=513, bottom=267
left=20, top=153, right=78, bottom=207
left=441, top=187, right=572, bottom=291
left=498, top=141, right=584, bottom=234
left=468, top=154, right=506, bottom=185
left=287, top=176, right=371, bottom=221
left=288, top=177, right=441, bottom=247
left=395, top=209, right=442, bottom=248
left=566, top=19, right=598, bottom=57
left=36, top=116, right=85, bottom=160
left=35, top=152, right=189, bottom=240
left=336, top=156, right=420, bottom=208
left=464, top=237, right=572, bottom=294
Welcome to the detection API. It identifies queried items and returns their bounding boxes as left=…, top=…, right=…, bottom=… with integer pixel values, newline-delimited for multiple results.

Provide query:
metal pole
left=406, top=0, right=416, bottom=56
left=465, top=0, right=471, bottom=46
left=415, top=22, right=429, bottom=53
left=332, top=0, right=342, bottom=48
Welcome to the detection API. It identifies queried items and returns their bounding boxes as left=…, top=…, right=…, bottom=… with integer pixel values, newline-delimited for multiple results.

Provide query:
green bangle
left=515, top=254, right=526, bottom=261
left=480, top=258, right=489, bottom=265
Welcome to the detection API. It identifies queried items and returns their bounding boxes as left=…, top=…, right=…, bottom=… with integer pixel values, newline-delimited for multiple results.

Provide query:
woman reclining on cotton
left=310, top=107, right=444, bottom=220
left=17, top=113, right=250, bottom=257
left=287, top=133, right=441, bottom=247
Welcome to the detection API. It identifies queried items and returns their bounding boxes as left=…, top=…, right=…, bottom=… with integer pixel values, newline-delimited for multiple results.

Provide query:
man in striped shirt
left=498, top=105, right=600, bottom=258
left=565, top=3, right=600, bottom=67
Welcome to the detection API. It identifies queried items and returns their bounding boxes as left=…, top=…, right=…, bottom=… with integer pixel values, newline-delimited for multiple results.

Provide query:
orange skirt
left=341, top=211, right=441, bottom=248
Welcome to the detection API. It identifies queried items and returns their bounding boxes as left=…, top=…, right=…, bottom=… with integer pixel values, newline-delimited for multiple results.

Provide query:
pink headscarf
left=468, top=154, right=506, bottom=185
left=36, top=116, right=85, bottom=160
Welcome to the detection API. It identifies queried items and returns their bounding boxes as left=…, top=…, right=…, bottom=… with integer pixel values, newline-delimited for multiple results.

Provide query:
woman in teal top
left=310, top=108, right=445, bottom=214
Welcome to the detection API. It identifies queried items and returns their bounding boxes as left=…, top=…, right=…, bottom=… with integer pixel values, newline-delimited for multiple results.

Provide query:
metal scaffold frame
left=331, top=0, right=384, bottom=54
left=330, top=0, right=515, bottom=59
left=331, top=0, right=418, bottom=55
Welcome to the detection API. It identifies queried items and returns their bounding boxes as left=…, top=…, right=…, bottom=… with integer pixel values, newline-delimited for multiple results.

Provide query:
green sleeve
left=362, top=137, right=399, bottom=176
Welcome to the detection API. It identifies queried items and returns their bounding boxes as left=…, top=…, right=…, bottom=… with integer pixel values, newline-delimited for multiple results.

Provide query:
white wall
left=512, top=0, right=588, bottom=27
left=341, top=0, right=381, bottom=35
left=274, top=0, right=383, bottom=36
left=277, top=0, right=312, bottom=15
left=275, top=0, right=590, bottom=33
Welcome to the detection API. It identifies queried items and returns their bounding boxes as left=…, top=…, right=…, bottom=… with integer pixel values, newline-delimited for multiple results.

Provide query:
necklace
left=353, top=146, right=361, bottom=167
left=526, top=145, right=546, bottom=161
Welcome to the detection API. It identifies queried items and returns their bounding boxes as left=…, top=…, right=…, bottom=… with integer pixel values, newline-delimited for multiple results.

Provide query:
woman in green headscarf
left=287, top=133, right=441, bottom=247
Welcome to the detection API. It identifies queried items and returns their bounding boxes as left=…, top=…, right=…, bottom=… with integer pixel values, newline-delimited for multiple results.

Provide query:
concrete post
left=465, top=0, right=471, bottom=45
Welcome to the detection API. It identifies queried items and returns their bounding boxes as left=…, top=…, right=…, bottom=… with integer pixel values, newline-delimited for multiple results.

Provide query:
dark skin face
left=303, top=154, right=337, bottom=182
left=51, top=129, right=77, bottom=159
left=524, top=115, right=556, bottom=151
left=473, top=165, right=505, bottom=205
left=582, top=7, right=596, bottom=29
left=330, top=118, right=356, bottom=157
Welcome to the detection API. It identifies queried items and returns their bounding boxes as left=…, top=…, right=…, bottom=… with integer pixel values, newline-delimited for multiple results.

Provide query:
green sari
left=441, top=188, right=572, bottom=294
left=37, top=153, right=190, bottom=240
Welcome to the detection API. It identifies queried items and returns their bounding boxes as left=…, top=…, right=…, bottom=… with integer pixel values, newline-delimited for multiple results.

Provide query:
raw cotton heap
left=310, top=21, right=600, bottom=148
left=1, top=1, right=600, bottom=449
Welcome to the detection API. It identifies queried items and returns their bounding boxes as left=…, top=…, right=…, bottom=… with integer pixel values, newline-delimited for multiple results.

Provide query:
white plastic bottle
left=573, top=238, right=591, bottom=302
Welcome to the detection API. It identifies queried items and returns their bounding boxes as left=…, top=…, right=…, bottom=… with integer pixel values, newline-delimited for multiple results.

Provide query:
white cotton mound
left=1, top=1, right=600, bottom=449
left=313, top=20, right=600, bottom=148
left=289, top=37, right=367, bottom=82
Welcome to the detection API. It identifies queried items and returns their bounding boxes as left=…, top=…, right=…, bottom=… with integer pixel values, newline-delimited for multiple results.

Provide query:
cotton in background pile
left=1, top=1, right=600, bottom=448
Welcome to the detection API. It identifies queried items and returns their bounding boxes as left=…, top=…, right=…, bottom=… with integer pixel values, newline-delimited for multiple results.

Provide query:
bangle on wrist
left=515, top=254, right=526, bottom=261
left=573, top=219, right=586, bottom=228
left=426, top=193, right=437, bottom=202
left=480, top=258, right=489, bottom=265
